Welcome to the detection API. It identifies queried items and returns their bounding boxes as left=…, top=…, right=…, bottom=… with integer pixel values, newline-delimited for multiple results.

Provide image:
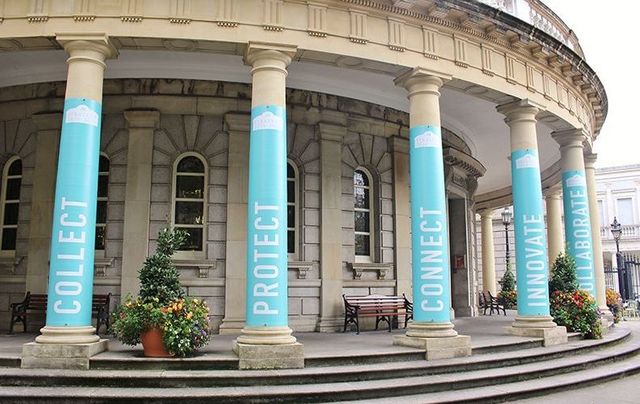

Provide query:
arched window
left=95, top=154, right=109, bottom=251
left=287, top=161, right=298, bottom=258
left=172, top=153, right=207, bottom=253
left=0, top=157, right=22, bottom=254
left=354, top=168, right=374, bottom=261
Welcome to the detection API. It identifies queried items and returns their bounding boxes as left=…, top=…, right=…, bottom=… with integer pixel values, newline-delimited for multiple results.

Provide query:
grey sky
left=543, top=1, right=640, bottom=168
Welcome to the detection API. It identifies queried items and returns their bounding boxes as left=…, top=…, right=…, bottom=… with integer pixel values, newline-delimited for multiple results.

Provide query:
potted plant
left=111, top=228, right=211, bottom=357
left=497, top=263, right=517, bottom=309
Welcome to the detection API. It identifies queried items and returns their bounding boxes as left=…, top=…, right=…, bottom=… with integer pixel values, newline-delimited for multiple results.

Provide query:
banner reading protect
left=46, top=98, right=101, bottom=327
left=409, top=125, right=451, bottom=323
left=511, top=149, right=550, bottom=317
left=246, top=105, right=288, bottom=327
left=562, top=170, right=595, bottom=293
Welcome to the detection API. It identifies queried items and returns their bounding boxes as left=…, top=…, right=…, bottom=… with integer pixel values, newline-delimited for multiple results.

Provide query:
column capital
left=551, top=128, right=588, bottom=149
left=478, top=208, right=494, bottom=219
left=496, top=99, right=546, bottom=124
left=31, top=112, right=62, bottom=132
left=124, top=109, right=160, bottom=128
left=394, top=67, right=451, bottom=96
left=56, top=33, right=118, bottom=67
left=544, top=186, right=562, bottom=200
left=583, top=152, right=598, bottom=169
left=318, top=122, right=346, bottom=143
left=244, top=41, right=297, bottom=72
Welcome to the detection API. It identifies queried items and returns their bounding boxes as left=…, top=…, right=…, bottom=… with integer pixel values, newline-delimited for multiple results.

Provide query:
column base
left=507, top=316, right=567, bottom=346
left=35, top=326, right=101, bottom=344
left=599, top=316, right=612, bottom=334
left=233, top=342, right=304, bottom=369
left=600, top=306, right=615, bottom=324
left=317, top=316, right=343, bottom=332
left=22, top=326, right=106, bottom=369
left=236, top=326, right=297, bottom=345
left=218, top=317, right=245, bottom=335
left=393, top=321, right=471, bottom=360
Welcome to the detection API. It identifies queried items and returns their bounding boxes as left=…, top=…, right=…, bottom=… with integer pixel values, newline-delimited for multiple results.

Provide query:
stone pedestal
left=394, top=334, right=471, bottom=360
left=508, top=316, right=567, bottom=346
left=233, top=341, right=304, bottom=370
left=22, top=339, right=107, bottom=369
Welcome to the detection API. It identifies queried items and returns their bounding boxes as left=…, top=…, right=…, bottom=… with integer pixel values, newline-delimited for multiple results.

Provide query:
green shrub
left=549, top=253, right=579, bottom=294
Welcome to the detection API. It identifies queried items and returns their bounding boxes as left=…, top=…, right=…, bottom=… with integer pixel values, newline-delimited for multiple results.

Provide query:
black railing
left=604, top=254, right=640, bottom=301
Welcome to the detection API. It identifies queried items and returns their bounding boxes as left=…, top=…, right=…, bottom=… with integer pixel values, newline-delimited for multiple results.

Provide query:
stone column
left=584, top=152, right=614, bottom=322
left=23, top=33, right=117, bottom=369
left=219, top=113, right=250, bottom=334
left=497, top=99, right=567, bottom=346
left=317, top=122, right=346, bottom=332
left=233, top=42, right=303, bottom=369
left=390, top=136, right=412, bottom=299
left=120, top=110, right=159, bottom=298
left=480, top=210, right=497, bottom=295
left=545, top=187, right=564, bottom=270
left=392, top=68, right=471, bottom=360
left=25, top=113, right=61, bottom=294
left=552, top=129, right=596, bottom=295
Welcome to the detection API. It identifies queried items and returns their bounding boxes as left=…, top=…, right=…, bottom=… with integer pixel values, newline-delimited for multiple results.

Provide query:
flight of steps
left=0, top=326, right=639, bottom=403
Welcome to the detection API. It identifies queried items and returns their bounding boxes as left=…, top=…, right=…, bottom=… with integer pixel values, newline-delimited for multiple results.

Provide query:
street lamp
left=611, top=217, right=629, bottom=299
left=611, top=217, right=622, bottom=254
left=501, top=208, right=513, bottom=266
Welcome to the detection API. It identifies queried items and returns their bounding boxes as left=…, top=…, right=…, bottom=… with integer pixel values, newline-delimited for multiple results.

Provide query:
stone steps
left=0, top=327, right=637, bottom=403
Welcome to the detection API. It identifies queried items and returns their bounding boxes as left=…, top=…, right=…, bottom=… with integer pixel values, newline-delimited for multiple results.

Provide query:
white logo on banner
left=252, top=111, right=283, bottom=131
left=514, top=154, right=539, bottom=170
left=65, top=105, right=99, bottom=127
left=414, top=128, right=440, bottom=149
left=565, top=174, right=587, bottom=188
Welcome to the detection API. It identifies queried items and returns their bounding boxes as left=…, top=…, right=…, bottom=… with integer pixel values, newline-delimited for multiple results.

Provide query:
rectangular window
left=616, top=197, right=634, bottom=225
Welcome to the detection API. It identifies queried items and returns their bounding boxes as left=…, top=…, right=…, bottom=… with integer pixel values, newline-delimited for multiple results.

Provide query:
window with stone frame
left=287, top=160, right=298, bottom=258
left=95, top=154, right=109, bottom=251
left=172, top=153, right=207, bottom=253
left=0, top=157, right=22, bottom=255
left=354, top=168, right=374, bottom=262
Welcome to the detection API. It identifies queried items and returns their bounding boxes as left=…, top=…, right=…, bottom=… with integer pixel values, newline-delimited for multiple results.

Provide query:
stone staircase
left=0, top=326, right=639, bottom=403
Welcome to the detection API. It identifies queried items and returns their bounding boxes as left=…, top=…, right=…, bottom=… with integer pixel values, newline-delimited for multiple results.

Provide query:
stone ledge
left=21, top=339, right=107, bottom=369
left=233, top=342, right=304, bottom=370
left=507, top=325, right=568, bottom=347
left=393, top=334, right=471, bottom=360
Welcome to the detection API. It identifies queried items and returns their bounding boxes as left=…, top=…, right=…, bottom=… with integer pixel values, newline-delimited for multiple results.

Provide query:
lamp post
left=611, top=217, right=628, bottom=299
left=502, top=208, right=513, bottom=267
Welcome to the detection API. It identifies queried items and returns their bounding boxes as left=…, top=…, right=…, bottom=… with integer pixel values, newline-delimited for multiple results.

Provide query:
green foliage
left=498, top=290, right=517, bottom=309
left=606, top=288, right=623, bottom=323
left=500, top=263, right=516, bottom=292
left=111, top=228, right=211, bottom=356
left=549, top=253, right=579, bottom=294
left=550, top=290, right=602, bottom=339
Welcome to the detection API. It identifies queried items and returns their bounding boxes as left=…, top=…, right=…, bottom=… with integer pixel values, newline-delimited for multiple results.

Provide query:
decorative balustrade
left=601, top=224, right=640, bottom=240
left=477, top=0, right=584, bottom=57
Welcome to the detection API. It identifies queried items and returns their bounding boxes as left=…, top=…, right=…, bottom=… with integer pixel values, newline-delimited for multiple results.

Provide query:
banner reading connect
left=246, top=105, right=288, bottom=327
left=562, top=170, right=595, bottom=293
left=511, top=149, right=550, bottom=316
left=46, top=98, right=101, bottom=327
left=410, top=125, right=450, bottom=323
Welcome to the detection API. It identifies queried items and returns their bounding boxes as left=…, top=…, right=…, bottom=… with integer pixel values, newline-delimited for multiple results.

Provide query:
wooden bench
left=343, top=294, right=413, bottom=334
left=9, top=292, right=112, bottom=334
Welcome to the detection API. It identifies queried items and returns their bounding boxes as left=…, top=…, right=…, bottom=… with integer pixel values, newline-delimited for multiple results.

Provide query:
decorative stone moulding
left=350, top=262, right=393, bottom=280
left=169, top=17, right=191, bottom=24
left=0, top=256, right=23, bottom=275
left=288, top=261, right=313, bottom=279
left=27, top=15, right=48, bottom=23
left=94, top=258, right=114, bottom=278
left=73, top=15, right=96, bottom=22
left=121, top=15, right=143, bottom=22
left=174, top=259, right=217, bottom=278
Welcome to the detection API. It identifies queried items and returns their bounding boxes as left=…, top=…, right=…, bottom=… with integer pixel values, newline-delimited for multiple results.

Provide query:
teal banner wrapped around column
left=511, top=149, right=550, bottom=316
left=46, top=98, right=101, bottom=327
left=246, top=105, right=288, bottom=327
left=409, top=125, right=450, bottom=323
left=562, top=170, right=595, bottom=293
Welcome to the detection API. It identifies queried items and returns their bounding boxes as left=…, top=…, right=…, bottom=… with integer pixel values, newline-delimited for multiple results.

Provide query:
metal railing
left=477, top=0, right=584, bottom=57
left=600, top=224, right=640, bottom=240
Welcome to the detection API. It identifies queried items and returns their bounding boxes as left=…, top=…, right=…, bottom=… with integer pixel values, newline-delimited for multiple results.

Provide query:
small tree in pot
left=111, top=228, right=211, bottom=356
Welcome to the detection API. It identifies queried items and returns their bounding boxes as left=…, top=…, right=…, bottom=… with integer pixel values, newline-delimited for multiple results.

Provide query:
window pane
left=97, top=175, right=109, bottom=198
left=1, top=228, right=16, bottom=250
left=177, top=227, right=203, bottom=251
left=354, top=170, right=368, bottom=187
left=8, top=159, right=22, bottom=176
left=95, top=226, right=106, bottom=250
left=175, top=201, right=204, bottom=224
left=99, top=156, right=110, bottom=173
left=177, top=156, right=204, bottom=173
left=176, top=175, right=204, bottom=199
left=96, top=201, right=107, bottom=224
left=354, top=211, right=370, bottom=232
left=287, top=163, right=295, bottom=179
left=354, top=187, right=369, bottom=209
left=355, top=234, right=370, bottom=256
left=288, top=230, right=295, bottom=254
left=287, top=205, right=295, bottom=228
left=3, top=203, right=19, bottom=225
left=617, top=198, right=634, bottom=225
left=287, top=180, right=295, bottom=203
left=5, top=178, right=21, bottom=200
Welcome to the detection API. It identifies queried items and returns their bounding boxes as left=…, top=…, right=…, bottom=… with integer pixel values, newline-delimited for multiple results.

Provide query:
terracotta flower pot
left=140, top=327, right=173, bottom=357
